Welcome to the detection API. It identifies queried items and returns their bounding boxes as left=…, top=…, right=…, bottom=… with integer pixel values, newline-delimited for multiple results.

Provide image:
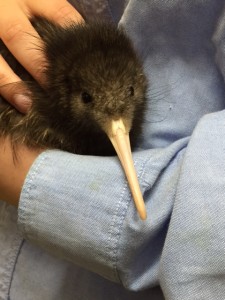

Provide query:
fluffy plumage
left=0, top=17, right=147, bottom=156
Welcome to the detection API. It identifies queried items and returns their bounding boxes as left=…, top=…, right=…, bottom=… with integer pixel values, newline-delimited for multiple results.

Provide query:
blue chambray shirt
left=1, top=1, right=225, bottom=299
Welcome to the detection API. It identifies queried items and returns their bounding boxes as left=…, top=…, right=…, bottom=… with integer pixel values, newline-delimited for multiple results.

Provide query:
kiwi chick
left=0, top=17, right=148, bottom=219
left=0, top=17, right=147, bottom=156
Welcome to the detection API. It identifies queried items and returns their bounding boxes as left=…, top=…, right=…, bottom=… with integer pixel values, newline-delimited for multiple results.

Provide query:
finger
left=0, top=55, right=32, bottom=113
left=26, top=0, right=84, bottom=25
left=0, top=4, right=46, bottom=83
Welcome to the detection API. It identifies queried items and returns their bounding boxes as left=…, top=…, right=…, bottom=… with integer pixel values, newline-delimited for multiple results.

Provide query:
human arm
left=0, top=137, right=43, bottom=206
left=17, top=139, right=188, bottom=286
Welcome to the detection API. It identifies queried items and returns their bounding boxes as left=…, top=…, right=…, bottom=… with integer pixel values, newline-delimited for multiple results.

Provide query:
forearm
left=0, top=137, right=43, bottom=206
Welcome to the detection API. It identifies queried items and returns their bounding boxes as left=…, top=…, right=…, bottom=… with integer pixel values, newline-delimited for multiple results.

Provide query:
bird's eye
left=81, top=92, right=92, bottom=104
left=128, top=86, right=134, bottom=96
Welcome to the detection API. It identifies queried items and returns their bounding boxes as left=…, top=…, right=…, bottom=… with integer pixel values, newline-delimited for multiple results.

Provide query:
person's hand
left=0, top=0, right=83, bottom=113
left=0, top=137, right=44, bottom=206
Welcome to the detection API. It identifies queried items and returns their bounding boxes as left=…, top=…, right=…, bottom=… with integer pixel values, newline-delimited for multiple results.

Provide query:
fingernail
left=13, top=94, right=32, bottom=114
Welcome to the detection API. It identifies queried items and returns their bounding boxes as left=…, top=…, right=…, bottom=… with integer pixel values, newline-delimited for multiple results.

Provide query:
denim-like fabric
left=0, top=204, right=23, bottom=300
left=1, top=0, right=225, bottom=299
left=160, top=111, right=225, bottom=299
left=69, top=0, right=127, bottom=23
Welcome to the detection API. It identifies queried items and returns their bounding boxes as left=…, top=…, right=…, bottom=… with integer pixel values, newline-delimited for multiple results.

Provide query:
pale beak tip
left=140, top=210, right=147, bottom=221
left=136, top=200, right=147, bottom=220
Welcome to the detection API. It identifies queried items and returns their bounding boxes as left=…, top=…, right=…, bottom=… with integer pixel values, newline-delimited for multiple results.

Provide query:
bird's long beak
left=108, top=119, right=147, bottom=220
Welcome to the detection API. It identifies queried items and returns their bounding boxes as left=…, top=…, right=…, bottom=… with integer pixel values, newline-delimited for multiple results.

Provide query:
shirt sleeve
left=18, top=137, right=188, bottom=289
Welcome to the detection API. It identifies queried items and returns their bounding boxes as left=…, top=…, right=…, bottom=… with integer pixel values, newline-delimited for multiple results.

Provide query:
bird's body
left=0, top=17, right=147, bottom=219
